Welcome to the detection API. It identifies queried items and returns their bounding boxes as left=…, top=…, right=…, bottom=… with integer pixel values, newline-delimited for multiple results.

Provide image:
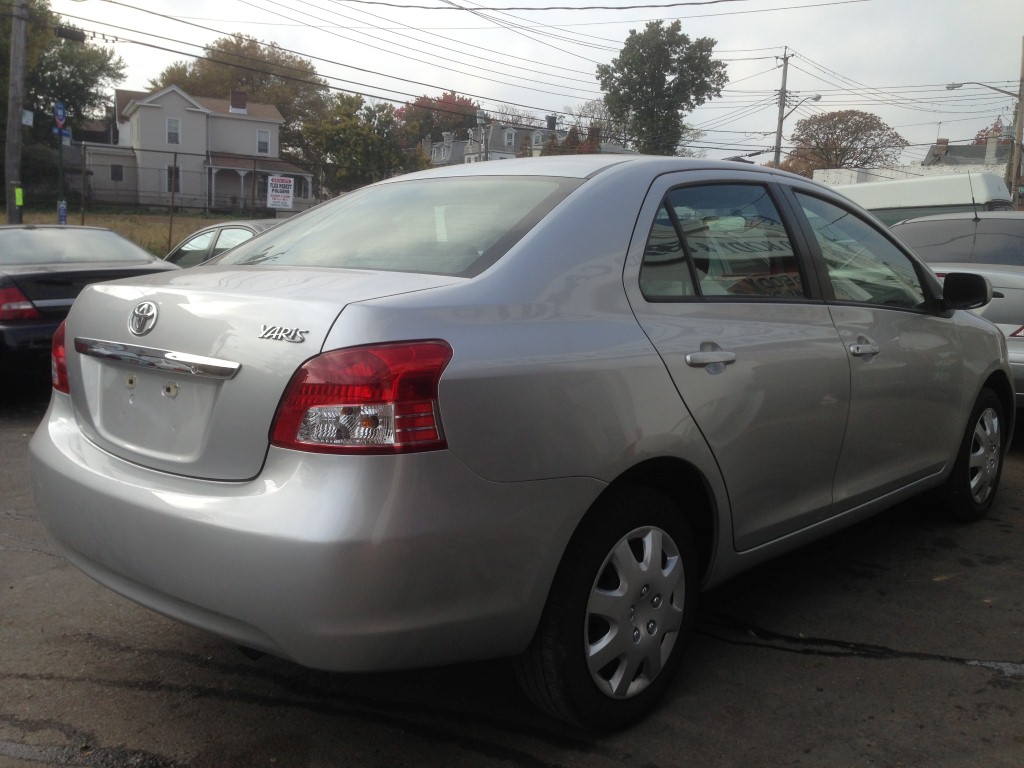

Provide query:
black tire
left=514, top=485, right=698, bottom=729
left=941, top=387, right=1005, bottom=522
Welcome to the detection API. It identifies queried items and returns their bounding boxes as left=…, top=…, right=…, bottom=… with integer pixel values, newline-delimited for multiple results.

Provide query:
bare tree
left=781, top=110, right=908, bottom=177
left=490, top=103, right=539, bottom=127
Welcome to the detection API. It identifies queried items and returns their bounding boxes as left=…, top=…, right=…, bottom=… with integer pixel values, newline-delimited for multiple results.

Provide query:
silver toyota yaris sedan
left=29, top=155, right=1013, bottom=729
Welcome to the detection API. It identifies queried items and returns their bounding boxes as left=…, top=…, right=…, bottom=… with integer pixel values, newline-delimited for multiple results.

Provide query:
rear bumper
left=0, top=318, right=59, bottom=355
left=29, top=393, right=601, bottom=671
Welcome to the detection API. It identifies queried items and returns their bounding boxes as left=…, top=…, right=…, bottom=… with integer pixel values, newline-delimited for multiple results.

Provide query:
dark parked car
left=165, top=219, right=278, bottom=267
left=0, top=225, right=177, bottom=368
left=892, top=212, right=1024, bottom=406
left=30, top=157, right=1013, bottom=729
left=891, top=211, right=1024, bottom=265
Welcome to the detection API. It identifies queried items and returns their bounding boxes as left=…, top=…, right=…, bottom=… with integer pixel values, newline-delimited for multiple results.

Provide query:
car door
left=624, top=174, right=851, bottom=551
left=790, top=190, right=966, bottom=511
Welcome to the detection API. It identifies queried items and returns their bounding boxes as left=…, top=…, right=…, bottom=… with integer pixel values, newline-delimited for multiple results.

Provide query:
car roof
left=0, top=224, right=121, bottom=233
left=383, top=154, right=809, bottom=184
left=193, top=219, right=278, bottom=233
left=893, top=211, right=1024, bottom=226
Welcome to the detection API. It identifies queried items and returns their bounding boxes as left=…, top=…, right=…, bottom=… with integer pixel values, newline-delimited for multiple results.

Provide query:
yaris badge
left=128, top=301, right=158, bottom=336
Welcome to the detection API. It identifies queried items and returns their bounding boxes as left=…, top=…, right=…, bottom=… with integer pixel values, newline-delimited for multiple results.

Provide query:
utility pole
left=5, top=0, right=28, bottom=224
left=773, top=47, right=791, bottom=168
left=1012, top=36, right=1024, bottom=207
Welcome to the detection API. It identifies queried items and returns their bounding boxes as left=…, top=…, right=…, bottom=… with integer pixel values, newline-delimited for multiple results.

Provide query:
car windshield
left=895, top=218, right=1024, bottom=265
left=0, top=228, right=154, bottom=266
left=216, top=175, right=582, bottom=277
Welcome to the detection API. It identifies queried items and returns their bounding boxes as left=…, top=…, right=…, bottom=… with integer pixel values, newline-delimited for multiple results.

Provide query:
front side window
left=797, top=192, right=926, bottom=309
left=640, top=184, right=804, bottom=300
left=257, top=129, right=270, bottom=154
left=166, top=118, right=180, bottom=145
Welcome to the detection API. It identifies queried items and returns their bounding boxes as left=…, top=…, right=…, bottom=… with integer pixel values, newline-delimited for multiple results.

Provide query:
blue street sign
left=51, top=127, right=71, bottom=137
left=54, top=101, right=66, bottom=128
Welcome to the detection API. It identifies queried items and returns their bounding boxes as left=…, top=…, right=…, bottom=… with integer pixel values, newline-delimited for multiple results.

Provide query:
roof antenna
left=967, top=172, right=980, bottom=222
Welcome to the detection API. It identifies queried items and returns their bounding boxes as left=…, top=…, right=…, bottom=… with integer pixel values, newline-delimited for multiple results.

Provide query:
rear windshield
left=216, top=175, right=582, bottom=277
left=894, top=218, right=1024, bottom=265
left=0, top=228, right=154, bottom=266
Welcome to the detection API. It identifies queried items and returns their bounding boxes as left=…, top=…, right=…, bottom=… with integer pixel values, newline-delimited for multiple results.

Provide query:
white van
left=833, top=172, right=1013, bottom=226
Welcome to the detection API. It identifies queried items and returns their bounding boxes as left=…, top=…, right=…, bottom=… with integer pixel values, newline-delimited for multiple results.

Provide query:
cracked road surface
left=2, top=375, right=1022, bottom=767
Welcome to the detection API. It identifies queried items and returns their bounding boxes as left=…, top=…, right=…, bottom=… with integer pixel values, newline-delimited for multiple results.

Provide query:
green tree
left=1, top=2, right=123, bottom=136
left=151, top=35, right=331, bottom=163
left=2, top=1, right=125, bottom=199
left=308, top=94, right=428, bottom=193
left=596, top=20, right=727, bottom=155
left=780, top=110, right=908, bottom=177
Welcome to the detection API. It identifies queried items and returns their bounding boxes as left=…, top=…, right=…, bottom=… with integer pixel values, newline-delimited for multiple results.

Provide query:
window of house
left=533, top=132, right=544, bottom=146
left=504, top=130, right=514, bottom=148
left=166, top=118, right=180, bottom=145
left=257, top=129, right=270, bottom=154
left=166, top=165, right=180, bottom=194
left=110, top=164, right=123, bottom=182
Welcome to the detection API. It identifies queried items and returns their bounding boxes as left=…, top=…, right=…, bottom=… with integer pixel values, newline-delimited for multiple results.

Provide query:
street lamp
left=946, top=82, right=1017, bottom=97
left=773, top=94, right=821, bottom=168
left=946, top=79, right=1023, bottom=206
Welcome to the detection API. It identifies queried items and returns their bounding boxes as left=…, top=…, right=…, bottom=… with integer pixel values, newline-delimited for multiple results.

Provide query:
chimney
left=229, top=90, right=248, bottom=114
left=986, top=136, right=999, bottom=165
left=934, top=138, right=949, bottom=156
left=546, top=114, right=557, bottom=131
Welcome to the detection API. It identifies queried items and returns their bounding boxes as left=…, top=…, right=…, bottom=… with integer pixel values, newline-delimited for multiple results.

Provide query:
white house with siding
left=82, top=86, right=314, bottom=214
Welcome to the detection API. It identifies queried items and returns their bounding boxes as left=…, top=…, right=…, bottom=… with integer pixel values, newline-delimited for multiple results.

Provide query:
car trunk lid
left=64, top=266, right=457, bottom=480
left=3, top=262, right=175, bottom=319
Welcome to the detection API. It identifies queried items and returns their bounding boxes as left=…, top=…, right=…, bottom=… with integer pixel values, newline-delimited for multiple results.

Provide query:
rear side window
left=218, top=176, right=582, bottom=277
left=894, top=218, right=1024, bottom=266
left=640, top=184, right=805, bottom=300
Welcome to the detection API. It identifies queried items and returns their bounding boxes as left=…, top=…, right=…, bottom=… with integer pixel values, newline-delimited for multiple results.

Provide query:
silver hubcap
left=585, top=526, right=685, bottom=699
left=968, top=407, right=1001, bottom=505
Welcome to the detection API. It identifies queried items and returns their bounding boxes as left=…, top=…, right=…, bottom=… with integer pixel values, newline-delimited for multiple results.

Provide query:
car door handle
left=685, top=351, right=737, bottom=366
left=685, top=343, right=737, bottom=369
left=849, top=339, right=881, bottom=358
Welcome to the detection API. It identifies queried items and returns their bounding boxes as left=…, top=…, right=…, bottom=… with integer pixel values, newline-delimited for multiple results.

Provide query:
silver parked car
left=29, top=156, right=1013, bottom=729
left=892, top=212, right=1024, bottom=407
left=164, top=218, right=278, bottom=267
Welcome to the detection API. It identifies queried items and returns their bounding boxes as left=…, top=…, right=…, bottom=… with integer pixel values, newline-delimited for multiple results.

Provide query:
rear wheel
left=941, top=387, right=1004, bottom=521
left=515, top=485, right=698, bottom=729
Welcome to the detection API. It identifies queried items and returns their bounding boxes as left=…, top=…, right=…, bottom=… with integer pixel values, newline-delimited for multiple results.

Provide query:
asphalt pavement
left=1, top=374, right=1022, bottom=767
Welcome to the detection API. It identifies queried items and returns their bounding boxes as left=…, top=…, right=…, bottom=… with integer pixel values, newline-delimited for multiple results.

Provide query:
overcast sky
left=47, top=0, right=1024, bottom=165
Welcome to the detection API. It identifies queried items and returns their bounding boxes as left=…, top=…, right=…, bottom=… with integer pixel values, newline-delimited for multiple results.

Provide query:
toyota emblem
left=128, top=301, right=158, bottom=336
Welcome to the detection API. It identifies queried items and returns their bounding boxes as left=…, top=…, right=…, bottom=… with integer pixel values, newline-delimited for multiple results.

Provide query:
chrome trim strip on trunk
left=74, top=337, right=241, bottom=380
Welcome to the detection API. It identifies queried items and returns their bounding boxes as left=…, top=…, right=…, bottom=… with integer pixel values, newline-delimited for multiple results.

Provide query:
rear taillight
left=1009, top=326, right=1024, bottom=339
left=270, top=341, right=453, bottom=454
left=52, top=320, right=69, bottom=393
left=0, top=284, right=42, bottom=320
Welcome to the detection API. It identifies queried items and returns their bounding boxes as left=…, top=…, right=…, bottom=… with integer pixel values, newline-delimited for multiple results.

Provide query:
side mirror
left=942, top=271, right=992, bottom=311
